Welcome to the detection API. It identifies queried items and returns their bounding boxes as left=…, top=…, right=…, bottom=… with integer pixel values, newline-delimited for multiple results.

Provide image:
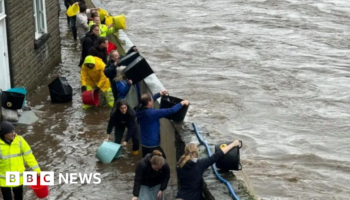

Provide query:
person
left=88, top=37, right=108, bottom=64
left=132, top=150, right=170, bottom=200
left=115, top=66, right=133, bottom=101
left=76, top=3, right=98, bottom=46
left=105, top=100, right=140, bottom=155
left=80, top=55, right=115, bottom=109
left=64, top=0, right=86, bottom=41
left=135, top=91, right=190, bottom=159
left=103, top=47, right=139, bottom=106
left=0, top=121, right=41, bottom=200
left=79, top=25, right=99, bottom=66
left=176, top=140, right=241, bottom=200
left=89, top=16, right=115, bottom=37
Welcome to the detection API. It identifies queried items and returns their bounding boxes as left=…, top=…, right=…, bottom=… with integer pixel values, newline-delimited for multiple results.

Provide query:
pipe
left=192, top=123, right=240, bottom=200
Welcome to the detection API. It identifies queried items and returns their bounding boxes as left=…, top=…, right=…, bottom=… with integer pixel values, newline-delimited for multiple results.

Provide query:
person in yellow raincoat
left=81, top=55, right=115, bottom=109
left=89, top=16, right=116, bottom=37
left=0, top=121, right=41, bottom=200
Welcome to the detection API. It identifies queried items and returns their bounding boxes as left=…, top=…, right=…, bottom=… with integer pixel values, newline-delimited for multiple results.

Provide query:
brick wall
left=5, top=0, right=61, bottom=93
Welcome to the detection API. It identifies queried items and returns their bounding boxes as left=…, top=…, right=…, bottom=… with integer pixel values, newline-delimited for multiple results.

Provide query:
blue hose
left=192, top=123, right=240, bottom=200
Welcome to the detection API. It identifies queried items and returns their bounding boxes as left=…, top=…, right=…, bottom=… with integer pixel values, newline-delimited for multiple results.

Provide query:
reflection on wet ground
left=99, top=0, right=350, bottom=199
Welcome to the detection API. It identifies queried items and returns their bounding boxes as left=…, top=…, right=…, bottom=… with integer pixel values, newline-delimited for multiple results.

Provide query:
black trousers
left=142, top=146, right=166, bottom=159
left=114, top=125, right=140, bottom=151
left=1, top=185, right=23, bottom=200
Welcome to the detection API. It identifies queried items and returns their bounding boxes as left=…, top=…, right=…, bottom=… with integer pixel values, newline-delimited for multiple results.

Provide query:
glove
left=81, top=86, right=87, bottom=92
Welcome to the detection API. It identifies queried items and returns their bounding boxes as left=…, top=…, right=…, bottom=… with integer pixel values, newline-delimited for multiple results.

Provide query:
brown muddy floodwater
left=98, top=0, right=350, bottom=199
left=12, top=2, right=175, bottom=200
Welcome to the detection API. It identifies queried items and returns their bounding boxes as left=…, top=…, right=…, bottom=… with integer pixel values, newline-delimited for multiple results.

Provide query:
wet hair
left=140, top=93, right=152, bottom=107
left=79, top=4, right=87, bottom=13
left=178, top=143, right=199, bottom=168
left=114, top=66, right=127, bottom=82
left=150, top=150, right=165, bottom=166
left=90, top=24, right=99, bottom=32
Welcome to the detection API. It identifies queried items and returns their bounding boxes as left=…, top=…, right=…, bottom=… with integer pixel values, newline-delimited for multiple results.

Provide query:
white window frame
left=33, top=0, right=48, bottom=40
left=0, top=0, right=5, bottom=19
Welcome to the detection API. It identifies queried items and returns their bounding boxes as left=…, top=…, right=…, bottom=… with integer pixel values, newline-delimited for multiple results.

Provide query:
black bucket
left=48, top=77, right=73, bottom=103
left=215, top=141, right=242, bottom=171
left=159, top=95, right=189, bottom=122
left=123, top=56, right=154, bottom=84
left=118, top=52, right=140, bottom=67
left=1, top=91, right=26, bottom=110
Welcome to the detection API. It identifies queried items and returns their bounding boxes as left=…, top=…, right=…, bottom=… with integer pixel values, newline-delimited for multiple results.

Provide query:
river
left=100, top=0, right=350, bottom=199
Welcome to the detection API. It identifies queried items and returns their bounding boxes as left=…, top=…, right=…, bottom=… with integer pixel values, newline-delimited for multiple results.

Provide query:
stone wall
left=4, top=0, right=61, bottom=93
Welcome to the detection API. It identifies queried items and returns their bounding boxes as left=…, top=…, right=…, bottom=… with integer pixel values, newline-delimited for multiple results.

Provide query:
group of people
left=0, top=1, right=242, bottom=200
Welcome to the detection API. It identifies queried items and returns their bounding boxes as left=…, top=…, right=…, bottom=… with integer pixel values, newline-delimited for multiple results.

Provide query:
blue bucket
left=96, top=142, right=122, bottom=164
left=7, top=87, right=27, bottom=106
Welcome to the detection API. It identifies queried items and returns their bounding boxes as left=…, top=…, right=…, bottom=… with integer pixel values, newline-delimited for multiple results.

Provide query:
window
left=0, top=0, right=4, bottom=17
left=33, top=0, right=47, bottom=40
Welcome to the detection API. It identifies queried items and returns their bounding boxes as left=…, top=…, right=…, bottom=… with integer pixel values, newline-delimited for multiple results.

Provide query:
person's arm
left=20, top=136, right=41, bottom=174
left=104, top=61, right=117, bottom=79
left=197, top=140, right=241, bottom=171
left=116, top=81, right=130, bottom=97
left=80, top=65, right=88, bottom=86
left=150, top=103, right=183, bottom=120
left=159, top=163, right=170, bottom=192
left=133, top=162, right=144, bottom=197
left=97, top=64, right=109, bottom=92
left=82, top=39, right=93, bottom=60
left=152, top=93, right=161, bottom=100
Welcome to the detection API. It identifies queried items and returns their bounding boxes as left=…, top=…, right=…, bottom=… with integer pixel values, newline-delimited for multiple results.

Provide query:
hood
left=83, top=56, right=95, bottom=65
left=178, top=159, right=197, bottom=169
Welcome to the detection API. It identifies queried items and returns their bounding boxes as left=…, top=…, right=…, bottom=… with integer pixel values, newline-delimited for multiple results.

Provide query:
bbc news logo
left=5, top=172, right=101, bottom=186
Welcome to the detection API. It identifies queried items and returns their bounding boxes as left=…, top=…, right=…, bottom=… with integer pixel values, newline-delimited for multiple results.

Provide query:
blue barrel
left=7, top=87, right=27, bottom=106
left=96, top=142, right=122, bottom=164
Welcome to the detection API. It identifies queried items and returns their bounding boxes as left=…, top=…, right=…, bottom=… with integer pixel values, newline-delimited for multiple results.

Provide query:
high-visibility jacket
left=0, top=135, right=41, bottom=187
left=88, top=21, right=115, bottom=37
left=81, top=56, right=111, bottom=92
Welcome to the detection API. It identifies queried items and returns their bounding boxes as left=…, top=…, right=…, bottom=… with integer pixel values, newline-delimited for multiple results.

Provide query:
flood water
left=100, top=0, right=350, bottom=199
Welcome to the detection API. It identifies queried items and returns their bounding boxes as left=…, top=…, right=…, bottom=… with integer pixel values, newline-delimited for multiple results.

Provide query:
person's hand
left=133, top=47, right=138, bottom=52
left=122, top=141, right=127, bottom=146
left=132, top=197, right=137, bottom=200
left=128, top=80, right=133, bottom=84
left=108, top=24, right=114, bottom=29
left=232, top=140, right=240, bottom=147
left=74, top=2, right=79, bottom=5
left=157, top=191, right=163, bottom=200
left=113, top=61, right=118, bottom=66
left=81, top=86, right=87, bottom=92
left=180, top=100, right=190, bottom=106
left=160, top=90, right=168, bottom=96
left=104, top=135, right=110, bottom=142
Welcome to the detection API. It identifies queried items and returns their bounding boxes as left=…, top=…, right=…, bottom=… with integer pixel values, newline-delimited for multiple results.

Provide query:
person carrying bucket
left=135, top=91, right=190, bottom=159
left=105, top=99, right=140, bottom=155
left=0, top=121, right=42, bottom=200
left=175, top=140, right=241, bottom=200
left=132, top=150, right=170, bottom=200
left=81, top=56, right=115, bottom=109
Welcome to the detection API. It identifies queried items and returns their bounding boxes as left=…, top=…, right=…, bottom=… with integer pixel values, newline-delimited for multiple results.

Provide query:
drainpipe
left=4, top=0, right=15, bottom=88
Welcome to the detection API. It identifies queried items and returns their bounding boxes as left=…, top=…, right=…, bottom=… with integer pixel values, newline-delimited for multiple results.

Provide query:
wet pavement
left=97, top=0, right=350, bottom=199
left=11, top=2, right=177, bottom=199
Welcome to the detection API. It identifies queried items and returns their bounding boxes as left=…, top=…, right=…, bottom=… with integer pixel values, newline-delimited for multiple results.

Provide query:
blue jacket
left=135, top=93, right=183, bottom=147
left=116, top=80, right=131, bottom=100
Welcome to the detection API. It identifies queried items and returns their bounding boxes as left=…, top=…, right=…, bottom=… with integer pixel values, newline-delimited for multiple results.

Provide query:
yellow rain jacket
left=0, top=135, right=41, bottom=187
left=81, top=56, right=110, bottom=92
left=88, top=22, right=115, bottom=37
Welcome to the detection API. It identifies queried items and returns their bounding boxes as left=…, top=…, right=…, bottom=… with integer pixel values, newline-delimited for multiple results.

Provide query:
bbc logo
left=6, top=171, right=54, bottom=186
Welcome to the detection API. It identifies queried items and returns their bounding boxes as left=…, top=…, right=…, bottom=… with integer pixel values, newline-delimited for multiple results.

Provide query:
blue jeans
left=139, top=184, right=164, bottom=200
